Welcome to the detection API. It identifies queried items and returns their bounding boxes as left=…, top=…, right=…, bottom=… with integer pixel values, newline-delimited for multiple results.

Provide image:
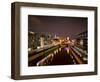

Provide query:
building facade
left=28, top=31, right=53, bottom=51
left=75, top=31, right=88, bottom=51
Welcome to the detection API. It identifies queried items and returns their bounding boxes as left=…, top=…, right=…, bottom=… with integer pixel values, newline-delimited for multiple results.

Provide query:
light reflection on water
left=36, top=46, right=70, bottom=66
left=64, top=47, right=70, bottom=54
left=36, top=53, right=55, bottom=66
left=59, top=48, right=61, bottom=52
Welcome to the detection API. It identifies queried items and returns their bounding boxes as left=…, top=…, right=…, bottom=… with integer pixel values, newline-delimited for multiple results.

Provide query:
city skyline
left=28, top=15, right=87, bottom=39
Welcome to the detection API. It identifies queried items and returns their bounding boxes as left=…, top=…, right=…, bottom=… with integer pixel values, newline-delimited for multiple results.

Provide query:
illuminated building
left=75, top=31, right=87, bottom=51
left=28, top=31, right=53, bottom=51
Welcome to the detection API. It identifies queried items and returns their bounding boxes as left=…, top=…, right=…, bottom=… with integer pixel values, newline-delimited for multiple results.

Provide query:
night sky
left=28, top=15, right=87, bottom=39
